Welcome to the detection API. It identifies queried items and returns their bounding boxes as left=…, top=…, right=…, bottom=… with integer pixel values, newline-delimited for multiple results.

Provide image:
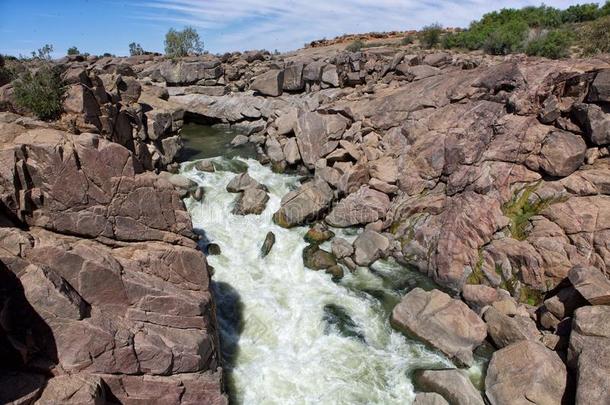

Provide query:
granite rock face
left=0, top=121, right=226, bottom=404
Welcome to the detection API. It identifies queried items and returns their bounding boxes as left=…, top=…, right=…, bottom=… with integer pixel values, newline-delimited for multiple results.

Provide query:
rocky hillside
left=1, top=40, right=610, bottom=404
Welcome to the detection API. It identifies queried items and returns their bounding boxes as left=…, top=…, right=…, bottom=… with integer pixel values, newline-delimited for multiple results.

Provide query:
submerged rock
left=261, top=231, right=276, bottom=257
left=391, top=288, right=487, bottom=367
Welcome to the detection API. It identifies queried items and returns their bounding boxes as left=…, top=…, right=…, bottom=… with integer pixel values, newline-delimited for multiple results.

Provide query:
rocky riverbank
left=1, top=41, right=610, bottom=404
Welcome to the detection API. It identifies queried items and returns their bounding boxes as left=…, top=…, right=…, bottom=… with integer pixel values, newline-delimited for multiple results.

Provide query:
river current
left=180, top=127, right=481, bottom=404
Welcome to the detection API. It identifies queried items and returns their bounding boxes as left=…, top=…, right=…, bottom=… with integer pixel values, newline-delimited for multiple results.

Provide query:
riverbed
left=179, top=125, right=483, bottom=404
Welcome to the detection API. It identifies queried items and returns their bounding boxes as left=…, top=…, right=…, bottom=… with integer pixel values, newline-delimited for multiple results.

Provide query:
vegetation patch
left=13, top=64, right=65, bottom=121
left=502, top=181, right=563, bottom=241
left=442, top=2, right=610, bottom=58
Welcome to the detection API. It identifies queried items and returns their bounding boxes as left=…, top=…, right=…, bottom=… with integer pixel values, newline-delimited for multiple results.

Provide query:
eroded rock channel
left=1, top=43, right=609, bottom=404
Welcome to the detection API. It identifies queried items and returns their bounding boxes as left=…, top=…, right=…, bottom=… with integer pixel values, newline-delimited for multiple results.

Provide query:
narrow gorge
left=1, top=26, right=610, bottom=405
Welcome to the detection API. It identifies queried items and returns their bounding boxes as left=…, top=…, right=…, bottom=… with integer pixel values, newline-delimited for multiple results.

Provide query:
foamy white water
left=181, top=157, right=462, bottom=405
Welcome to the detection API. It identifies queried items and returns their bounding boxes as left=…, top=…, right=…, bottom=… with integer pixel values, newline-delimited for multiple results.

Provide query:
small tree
left=67, top=46, right=80, bottom=55
left=32, top=44, right=54, bottom=60
left=129, top=42, right=145, bottom=56
left=164, top=26, right=203, bottom=57
left=420, top=23, right=443, bottom=48
left=13, top=65, right=65, bottom=120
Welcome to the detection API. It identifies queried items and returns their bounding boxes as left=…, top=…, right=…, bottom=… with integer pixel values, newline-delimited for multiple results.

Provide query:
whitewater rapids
left=181, top=157, right=473, bottom=404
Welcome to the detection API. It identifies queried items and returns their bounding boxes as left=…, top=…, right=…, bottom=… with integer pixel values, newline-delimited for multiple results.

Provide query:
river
left=180, top=125, right=483, bottom=404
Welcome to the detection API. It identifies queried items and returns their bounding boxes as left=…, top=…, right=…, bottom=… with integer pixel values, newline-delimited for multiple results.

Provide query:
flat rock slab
left=390, top=288, right=487, bottom=367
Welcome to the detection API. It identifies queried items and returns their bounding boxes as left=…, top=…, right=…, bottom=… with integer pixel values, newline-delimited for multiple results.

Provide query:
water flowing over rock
left=391, top=288, right=487, bottom=367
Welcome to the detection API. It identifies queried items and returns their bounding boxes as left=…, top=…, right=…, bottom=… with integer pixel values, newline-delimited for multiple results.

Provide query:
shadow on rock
left=0, top=261, right=58, bottom=403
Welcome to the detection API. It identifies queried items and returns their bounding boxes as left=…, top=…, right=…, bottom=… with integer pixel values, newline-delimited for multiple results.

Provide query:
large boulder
left=567, top=265, right=610, bottom=305
left=295, top=111, right=350, bottom=168
left=485, top=340, right=567, bottom=405
left=483, top=307, right=541, bottom=349
left=391, top=288, right=487, bottom=366
left=282, top=62, right=304, bottom=91
left=588, top=69, right=610, bottom=103
left=326, top=186, right=390, bottom=227
left=233, top=187, right=269, bottom=215
left=250, top=69, right=284, bottom=97
left=572, top=103, right=610, bottom=146
left=159, top=60, right=222, bottom=85
left=273, top=179, right=334, bottom=227
left=414, top=369, right=485, bottom=405
left=568, top=305, right=610, bottom=405
left=539, top=130, right=586, bottom=177
left=352, top=230, right=390, bottom=266
left=226, top=173, right=262, bottom=193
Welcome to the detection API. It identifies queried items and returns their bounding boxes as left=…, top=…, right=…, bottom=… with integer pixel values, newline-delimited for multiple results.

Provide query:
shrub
left=13, top=64, right=65, bottom=120
left=419, top=23, right=442, bottom=48
left=164, top=26, right=203, bottom=57
left=345, top=39, right=364, bottom=52
left=400, top=35, right=415, bottom=46
left=67, top=46, right=79, bottom=55
left=0, top=55, right=14, bottom=86
left=580, top=15, right=610, bottom=56
left=482, top=20, right=528, bottom=55
left=526, top=30, right=573, bottom=59
left=129, top=42, right=145, bottom=56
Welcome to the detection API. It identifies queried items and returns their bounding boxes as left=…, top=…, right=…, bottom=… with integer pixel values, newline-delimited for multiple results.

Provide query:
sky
left=0, top=0, right=606, bottom=57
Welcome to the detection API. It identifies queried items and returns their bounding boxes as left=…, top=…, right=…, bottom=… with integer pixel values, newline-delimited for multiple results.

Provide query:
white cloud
left=134, top=0, right=605, bottom=52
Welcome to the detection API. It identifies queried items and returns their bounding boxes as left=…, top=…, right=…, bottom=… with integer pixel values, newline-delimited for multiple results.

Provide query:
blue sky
left=0, top=0, right=605, bottom=57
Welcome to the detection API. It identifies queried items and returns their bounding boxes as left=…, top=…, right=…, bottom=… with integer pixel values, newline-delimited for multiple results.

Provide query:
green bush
left=13, top=64, right=65, bottom=120
left=67, top=46, right=79, bottom=55
left=561, top=3, right=601, bottom=22
left=580, top=15, right=610, bottom=55
left=164, top=26, right=203, bottom=57
left=482, top=20, right=528, bottom=55
left=442, top=3, right=610, bottom=56
left=419, top=23, right=443, bottom=48
left=0, top=55, right=14, bottom=86
left=526, top=30, right=573, bottom=59
left=346, top=39, right=364, bottom=52
left=400, top=35, right=415, bottom=46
